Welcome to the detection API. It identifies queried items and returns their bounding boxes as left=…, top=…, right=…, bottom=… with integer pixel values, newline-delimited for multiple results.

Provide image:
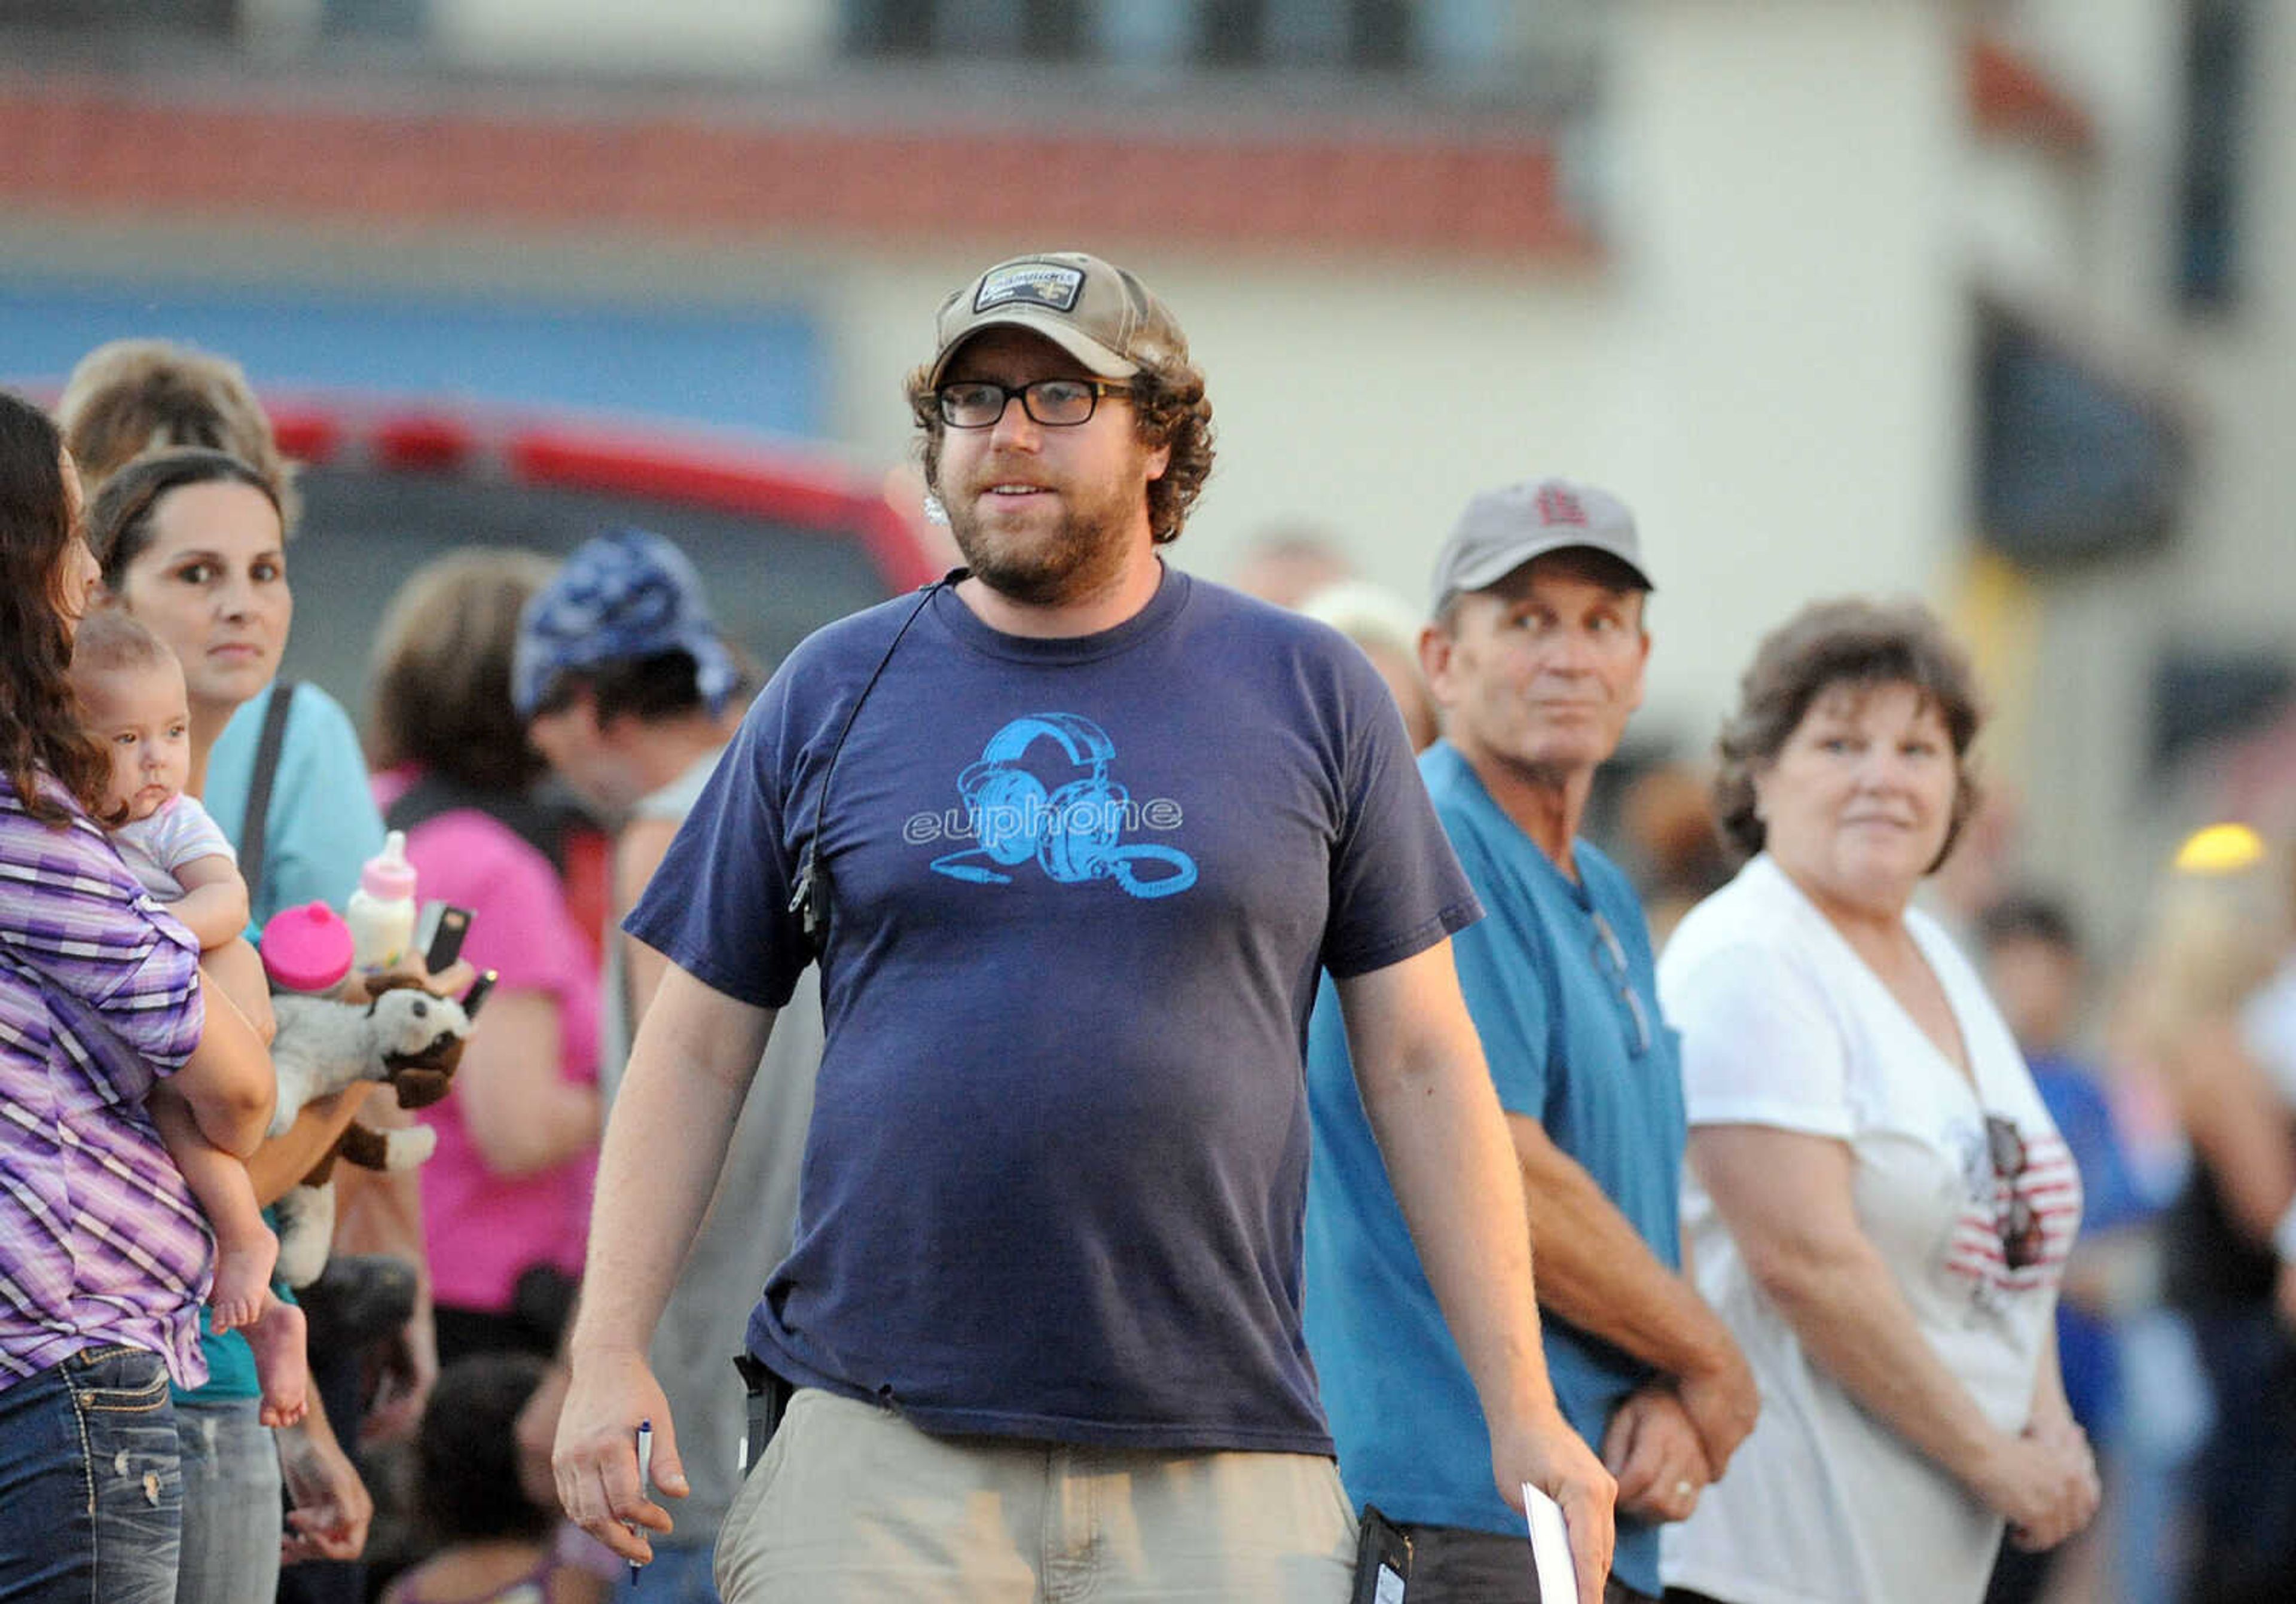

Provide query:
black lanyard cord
left=787, top=570, right=964, bottom=956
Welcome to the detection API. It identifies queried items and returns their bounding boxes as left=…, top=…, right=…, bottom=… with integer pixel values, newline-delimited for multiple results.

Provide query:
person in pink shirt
left=365, top=549, right=601, bottom=1366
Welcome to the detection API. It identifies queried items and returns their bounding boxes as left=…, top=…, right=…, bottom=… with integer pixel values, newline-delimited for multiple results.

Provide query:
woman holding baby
left=0, top=390, right=277, bottom=1600
left=64, top=338, right=433, bottom=1604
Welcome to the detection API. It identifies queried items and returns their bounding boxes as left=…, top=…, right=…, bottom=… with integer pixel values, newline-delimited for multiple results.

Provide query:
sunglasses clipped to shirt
left=1589, top=909, right=1654, bottom=1059
left=1985, top=1114, right=2046, bottom=1272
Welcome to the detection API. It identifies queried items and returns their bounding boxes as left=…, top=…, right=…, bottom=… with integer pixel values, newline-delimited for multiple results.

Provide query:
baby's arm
left=170, top=853, right=252, bottom=950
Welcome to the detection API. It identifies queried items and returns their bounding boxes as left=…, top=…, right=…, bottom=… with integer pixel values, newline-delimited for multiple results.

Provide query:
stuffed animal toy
left=267, top=976, right=475, bottom=1286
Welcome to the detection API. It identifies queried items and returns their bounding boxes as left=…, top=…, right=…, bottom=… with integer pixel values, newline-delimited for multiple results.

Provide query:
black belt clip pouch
left=1349, top=1504, right=1412, bottom=1603
left=733, top=1353, right=794, bottom=1476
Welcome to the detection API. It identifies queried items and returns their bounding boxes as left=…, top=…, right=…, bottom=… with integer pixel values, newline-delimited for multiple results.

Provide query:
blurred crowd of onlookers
left=1239, top=529, right=2296, bottom=1604
left=8, top=329, right=2294, bottom=1604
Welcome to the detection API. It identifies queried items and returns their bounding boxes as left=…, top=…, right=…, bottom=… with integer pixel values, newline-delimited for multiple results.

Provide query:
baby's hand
left=170, top=854, right=253, bottom=951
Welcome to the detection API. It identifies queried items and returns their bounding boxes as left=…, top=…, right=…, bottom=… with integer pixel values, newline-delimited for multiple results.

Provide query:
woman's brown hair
left=0, top=392, right=111, bottom=821
left=84, top=448, right=283, bottom=592
left=367, top=548, right=559, bottom=795
left=58, top=338, right=303, bottom=534
left=1712, top=597, right=1985, bottom=871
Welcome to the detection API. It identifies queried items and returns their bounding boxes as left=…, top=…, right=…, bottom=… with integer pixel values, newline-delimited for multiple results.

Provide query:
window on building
left=2177, top=0, right=2251, bottom=310
left=319, top=0, right=430, bottom=41
left=2151, top=652, right=2291, bottom=776
left=1974, top=310, right=2184, bottom=567
left=0, top=0, right=233, bottom=33
left=841, top=0, right=1564, bottom=74
left=841, top=0, right=936, bottom=57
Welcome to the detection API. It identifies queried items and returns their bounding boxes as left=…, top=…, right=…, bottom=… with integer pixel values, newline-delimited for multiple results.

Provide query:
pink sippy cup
left=259, top=902, right=356, bottom=995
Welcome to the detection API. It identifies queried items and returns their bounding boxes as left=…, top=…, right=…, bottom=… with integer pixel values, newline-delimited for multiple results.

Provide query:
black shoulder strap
left=236, top=679, right=297, bottom=899
left=383, top=773, right=571, bottom=874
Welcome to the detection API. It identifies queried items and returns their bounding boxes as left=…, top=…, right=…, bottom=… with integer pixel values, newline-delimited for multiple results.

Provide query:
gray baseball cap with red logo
left=926, top=251, right=1189, bottom=386
left=1430, top=477, right=1654, bottom=612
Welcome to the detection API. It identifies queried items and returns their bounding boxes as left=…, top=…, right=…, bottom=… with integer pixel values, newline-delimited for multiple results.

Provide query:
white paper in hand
left=1521, top=1481, right=1576, bottom=1603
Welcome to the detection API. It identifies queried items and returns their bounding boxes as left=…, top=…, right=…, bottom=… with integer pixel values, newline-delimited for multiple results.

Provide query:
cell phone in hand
left=1349, top=1505, right=1411, bottom=1604
left=415, top=902, right=473, bottom=974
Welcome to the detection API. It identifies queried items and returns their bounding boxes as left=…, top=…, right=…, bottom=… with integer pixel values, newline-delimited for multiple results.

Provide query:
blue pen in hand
left=629, top=1419, right=654, bottom=1583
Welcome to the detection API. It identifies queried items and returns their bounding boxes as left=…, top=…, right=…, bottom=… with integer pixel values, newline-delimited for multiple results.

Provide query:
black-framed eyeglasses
left=935, top=378, right=1134, bottom=430
left=1985, top=1114, right=2044, bottom=1271
left=1589, top=909, right=1654, bottom=1058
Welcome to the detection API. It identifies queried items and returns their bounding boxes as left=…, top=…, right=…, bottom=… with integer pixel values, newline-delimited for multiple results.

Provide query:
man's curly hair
left=904, top=348, right=1215, bottom=546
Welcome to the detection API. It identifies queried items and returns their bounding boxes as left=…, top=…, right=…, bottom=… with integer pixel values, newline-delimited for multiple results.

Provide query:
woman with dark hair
left=82, top=447, right=373, bottom=911
left=87, top=442, right=388, bottom=1603
left=1656, top=599, right=2096, bottom=1604
left=0, top=391, right=275, bottom=1600
left=367, top=550, right=601, bottom=1367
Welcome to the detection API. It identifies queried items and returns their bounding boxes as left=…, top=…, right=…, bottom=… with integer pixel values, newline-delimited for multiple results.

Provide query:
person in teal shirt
left=208, top=679, right=386, bottom=925
left=71, top=384, right=389, bottom=1604
left=196, top=677, right=387, bottom=1401
left=1305, top=479, right=1758, bottom=1602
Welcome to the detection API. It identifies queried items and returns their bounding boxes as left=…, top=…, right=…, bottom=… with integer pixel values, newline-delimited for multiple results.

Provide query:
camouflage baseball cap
left=926, top=252, right=1189, bottom=386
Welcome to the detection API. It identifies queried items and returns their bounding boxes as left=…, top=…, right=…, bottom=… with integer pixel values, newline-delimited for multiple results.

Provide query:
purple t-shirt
left=0, top=774, right=210, bottom=1391
left=628, top=566, right=1479, bottom=1453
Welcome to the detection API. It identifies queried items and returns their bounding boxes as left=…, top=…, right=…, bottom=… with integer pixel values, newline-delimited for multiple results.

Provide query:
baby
left=72, top=610, right=306, bottom=1425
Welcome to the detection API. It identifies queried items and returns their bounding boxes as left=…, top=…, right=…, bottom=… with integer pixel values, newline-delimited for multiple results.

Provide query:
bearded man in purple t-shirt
left=550, top=252, right=1616, bottom=1604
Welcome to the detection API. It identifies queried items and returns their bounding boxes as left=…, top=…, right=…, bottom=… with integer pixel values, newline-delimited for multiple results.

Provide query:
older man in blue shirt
left=1306, top=479, right=1759, bottom=1602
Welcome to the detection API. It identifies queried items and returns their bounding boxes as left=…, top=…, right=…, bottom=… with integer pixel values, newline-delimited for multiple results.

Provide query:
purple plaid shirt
left=0, top=772, right=210, bottom=1391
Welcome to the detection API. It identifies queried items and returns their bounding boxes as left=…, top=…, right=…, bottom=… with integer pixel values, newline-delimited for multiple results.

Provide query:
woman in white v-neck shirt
left=1656, top=600, right=2096, bottom=1604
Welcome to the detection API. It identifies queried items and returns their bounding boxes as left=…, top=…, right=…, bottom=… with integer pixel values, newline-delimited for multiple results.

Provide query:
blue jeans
left=616, top=1542, right=722, bottom=1604
left=2185, top=1308, right=2296, bottom=1604
left=276, top=1339, right=364, bottom=1604
left=0, top=1343, right=184, bottom=1603
left=173, top=1395, right=282, bottom=1604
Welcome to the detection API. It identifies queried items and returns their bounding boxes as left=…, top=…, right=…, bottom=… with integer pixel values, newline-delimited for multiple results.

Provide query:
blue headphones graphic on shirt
left=930, top=713, right=1197, bottom=900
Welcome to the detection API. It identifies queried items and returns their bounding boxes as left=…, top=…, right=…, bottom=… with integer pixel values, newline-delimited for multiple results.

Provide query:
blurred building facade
left=3, top=0, right=2290, bottom=945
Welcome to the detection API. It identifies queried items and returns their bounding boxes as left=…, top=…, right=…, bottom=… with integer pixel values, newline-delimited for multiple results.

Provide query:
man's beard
left=943, top=473, right=1140, bottom=609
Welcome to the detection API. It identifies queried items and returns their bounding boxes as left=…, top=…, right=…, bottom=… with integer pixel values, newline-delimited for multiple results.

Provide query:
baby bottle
left=345, top=830, right=418, bottom=971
